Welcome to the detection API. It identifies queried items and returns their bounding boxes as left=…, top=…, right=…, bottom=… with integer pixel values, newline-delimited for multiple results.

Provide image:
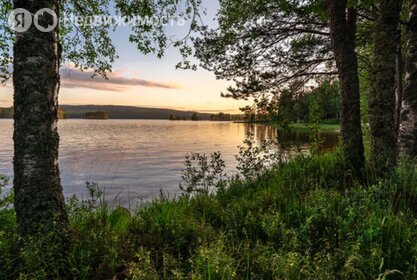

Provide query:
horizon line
left=0, top=103, right=242, bottom=114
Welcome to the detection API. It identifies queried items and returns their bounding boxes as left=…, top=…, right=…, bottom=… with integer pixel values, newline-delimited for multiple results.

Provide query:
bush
left=180, top=152, right=227, bottom=194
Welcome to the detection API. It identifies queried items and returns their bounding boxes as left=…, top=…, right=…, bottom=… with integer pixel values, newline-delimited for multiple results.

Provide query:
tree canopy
left=0, top=0, right=202, bottom=81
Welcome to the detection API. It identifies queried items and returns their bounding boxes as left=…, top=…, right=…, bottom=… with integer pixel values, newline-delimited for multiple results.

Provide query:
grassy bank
left=2, top=152, right=417, bottom=279
left=264, top=120, right=341, bottom=132
left=234, top=120, right=341, bottom=132
left=286, top=122, right=341, bottom=132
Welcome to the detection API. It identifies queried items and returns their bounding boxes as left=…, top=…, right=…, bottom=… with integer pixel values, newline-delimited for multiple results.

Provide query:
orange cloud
left=60, top=67, right=180, bottom=91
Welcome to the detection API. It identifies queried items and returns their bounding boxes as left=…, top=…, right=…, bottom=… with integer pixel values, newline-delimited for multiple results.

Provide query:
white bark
left=399, top=0, right=417, bottom=157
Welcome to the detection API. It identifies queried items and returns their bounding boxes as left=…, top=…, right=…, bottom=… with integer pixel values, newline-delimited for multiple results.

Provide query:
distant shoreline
left=0, top=105, right=244, bottom=121
left=0, top=117, right=236, bottom=122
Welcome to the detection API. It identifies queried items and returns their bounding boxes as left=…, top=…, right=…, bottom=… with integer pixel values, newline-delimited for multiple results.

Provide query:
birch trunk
left=369, top=0, right=403, bottom=174
left=395, top=25, right=404, bottom=137
left=399, top=0, right=417, bottom=157
left=13, top=0, right=68, bottom=237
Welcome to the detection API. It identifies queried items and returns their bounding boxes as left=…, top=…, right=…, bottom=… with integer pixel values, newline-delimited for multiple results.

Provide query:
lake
left=0, top=119, right=339, bottom=203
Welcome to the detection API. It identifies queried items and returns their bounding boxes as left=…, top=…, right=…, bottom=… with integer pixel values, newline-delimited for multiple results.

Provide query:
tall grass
left=1, top=153, right=417, bottom=279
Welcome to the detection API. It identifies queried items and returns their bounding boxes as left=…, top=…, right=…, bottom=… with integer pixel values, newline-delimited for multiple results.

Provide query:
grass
left=268, top=119, right=341, bottom=132
left=287, top=122, right=341, bottom=132
left=2, top=152, right=417, bottom=279
left=236, top=119, right=341, bottom=132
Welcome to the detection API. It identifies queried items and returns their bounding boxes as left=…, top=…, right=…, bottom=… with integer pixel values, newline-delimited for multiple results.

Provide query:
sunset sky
left=0, top=1, right=249, bottom=114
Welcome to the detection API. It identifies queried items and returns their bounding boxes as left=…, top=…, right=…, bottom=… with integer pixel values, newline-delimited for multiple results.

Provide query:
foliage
left=184, top=0, right=378, bottom=106
left=279, top=80, right=340, bottom=124
left=3, top=151, right=417, bottom=278
left=0, top=0, right=116, bottom=78
left=0, top=175, right=14, bottom=235
left=210, top=112, right=234, bottom=121
left=180, top=152, right=227, bottom=194
left=235, top=133, right=283, bottom=180
left=0, top=176, right=16, bottom=278
left=307, top=93, right=325, bottom=156
left=0, top=1, right=12, bottom=84
left=0, top=0, right=201, bottom=80
left=115, top=0, right=202, bottom=60
left=191, top=0, right=334, bottom=101
left=240, top=105, right=257, bottom=122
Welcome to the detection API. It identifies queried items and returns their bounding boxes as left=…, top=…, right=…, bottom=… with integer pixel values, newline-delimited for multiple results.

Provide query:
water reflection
left=0, top=120, right=339, bottom=202
left=243, top=123, right=340, bottom=154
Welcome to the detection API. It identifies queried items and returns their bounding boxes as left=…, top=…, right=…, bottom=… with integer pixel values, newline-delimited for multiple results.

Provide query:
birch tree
left=399, top=0, right=417, bottom=157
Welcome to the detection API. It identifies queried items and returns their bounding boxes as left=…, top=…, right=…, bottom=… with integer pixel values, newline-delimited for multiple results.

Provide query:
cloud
left=60, top=66, right=180, bottom=91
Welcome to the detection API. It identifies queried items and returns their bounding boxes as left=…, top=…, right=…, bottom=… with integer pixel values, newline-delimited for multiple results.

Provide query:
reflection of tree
left=243, top=124, right=340, bottom=153
left=244, top=124, right=277, bottom=142
left=244, top=124, right=256, bottom=136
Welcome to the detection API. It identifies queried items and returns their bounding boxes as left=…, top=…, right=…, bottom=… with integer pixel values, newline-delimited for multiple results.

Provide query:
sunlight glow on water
left=0, top=119, right=339, bottom=203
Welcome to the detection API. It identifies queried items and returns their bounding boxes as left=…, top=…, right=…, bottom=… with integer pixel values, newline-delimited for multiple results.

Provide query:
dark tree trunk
left=326, top=0, right=365, bottom=181
left=369, top=0, right=403, bottom=174
left=13, top=0, right=68, bottom=237
left=399, top=0, right=417, bottom=157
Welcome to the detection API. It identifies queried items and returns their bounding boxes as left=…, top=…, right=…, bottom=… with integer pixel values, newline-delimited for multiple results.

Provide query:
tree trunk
left=399, top=0, right=417, bottom=157
left=13, top=0, right=68, bottom=237
left=395, top=25, right=404, bottom=138
left=326, top=0, right=365, bottom=181
left=369, top=0, right=403, bottom=174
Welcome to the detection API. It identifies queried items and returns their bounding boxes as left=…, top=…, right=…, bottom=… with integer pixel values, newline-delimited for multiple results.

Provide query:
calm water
left=0, top=119, right=339, bottom=202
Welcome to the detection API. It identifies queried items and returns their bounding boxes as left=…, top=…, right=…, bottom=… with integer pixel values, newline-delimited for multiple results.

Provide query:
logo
left=8, top=8, right=32, bottom=33
left=8, top=8, right=58, bottom=33
left=34, top=8, right=58, bottom=32
left=8, top=8, right=187, bottom=32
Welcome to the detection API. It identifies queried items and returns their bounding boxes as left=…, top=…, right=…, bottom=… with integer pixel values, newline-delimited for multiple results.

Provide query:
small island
left=83, top=111, right=109, bottom=119
left=0, top=107, right=13, bottom=118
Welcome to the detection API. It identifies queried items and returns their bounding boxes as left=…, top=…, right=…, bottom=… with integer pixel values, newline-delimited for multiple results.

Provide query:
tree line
left=241, top=80, right=341, bottom=124
left=278, top=80, right=340, bottom=124
left=169, top=112, right=201, bottom=121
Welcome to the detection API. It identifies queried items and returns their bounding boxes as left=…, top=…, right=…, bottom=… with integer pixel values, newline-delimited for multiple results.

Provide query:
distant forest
left=0, top=92, right=341, bottom=123
left=83, top=111, right=109, bottom=119
left=60, top=105, right=215, bottom=120
left=0, top=105, right=234, bottom=120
